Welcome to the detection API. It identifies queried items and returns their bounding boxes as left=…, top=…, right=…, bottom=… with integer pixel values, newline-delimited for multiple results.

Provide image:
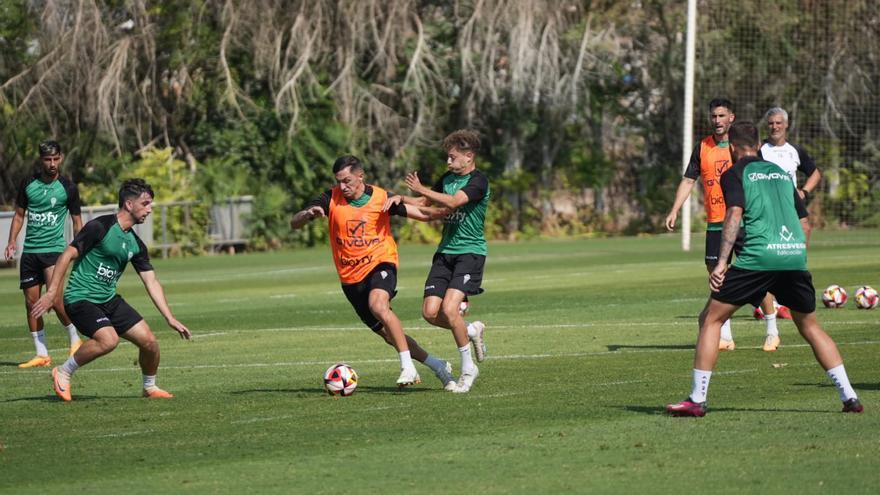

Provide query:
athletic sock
left=764, top=312, right=779, bottom=336
left=459, top=345, right=475, bottom=374
left=65, top=323, right=80, bottom=343
left=31, top=329, right=49, bottom=356
left=720, top=319, right=733, bottom=341
left=399, top=350, right=415, bottom=370
left=826, top=364, right=857, bottom=401
left=422, top=355, right=446, bottom=374
left=690, top=369, right=712, bottom=403
left=60, top=356, right=79, bottom=377
left=465, top=321, right=476, bottom=339
left=143, top=374, right=158, bottom=390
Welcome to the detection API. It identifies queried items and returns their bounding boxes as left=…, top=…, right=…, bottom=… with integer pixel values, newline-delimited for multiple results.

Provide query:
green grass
left=1, top=232, right=878, bottom=494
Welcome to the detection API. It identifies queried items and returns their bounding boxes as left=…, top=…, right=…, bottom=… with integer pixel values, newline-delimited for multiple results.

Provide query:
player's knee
left=95, top=333, right=120, bottom=353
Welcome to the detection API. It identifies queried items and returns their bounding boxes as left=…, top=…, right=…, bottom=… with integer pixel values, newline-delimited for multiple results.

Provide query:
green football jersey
left=64, top=215, right=153, bottom=304
left=432, top=170, right=490, bottom=256
left=721, top=157, right=808, bottom=271
left=15, top=175, right=81, bottom=253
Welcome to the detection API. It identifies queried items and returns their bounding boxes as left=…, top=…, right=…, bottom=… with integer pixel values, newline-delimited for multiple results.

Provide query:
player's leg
left=373, top=327, right=455, bottom=390
left=122, top=321, right=173, bottom=398
left=52, top=325, right=118, bottom=402
left=776, top=272, right=862, bottom=412
left=43, top=262, right=82, bottom=355
left=667, top=298, right=738, bottom=416
left=18, top=253, right=52, bottom=367
left=367, top=286, right=420, bottom=387
left=705, top=232, right=734, bottom=350
left=760, top=293, right=780, bottom=351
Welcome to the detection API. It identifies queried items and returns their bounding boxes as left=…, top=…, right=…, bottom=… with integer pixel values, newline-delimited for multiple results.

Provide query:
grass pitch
left=1, top=232, right=878, bottom=494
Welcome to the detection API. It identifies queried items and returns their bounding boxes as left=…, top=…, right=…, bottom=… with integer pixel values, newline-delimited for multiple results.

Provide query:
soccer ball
left=323, top=363, right=358, bottom=396
left=821, top=284, right=847, bottom=308
left=855, top=285, right=879, bottom=309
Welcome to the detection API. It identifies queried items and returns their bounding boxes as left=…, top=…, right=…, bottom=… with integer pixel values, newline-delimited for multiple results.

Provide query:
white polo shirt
left=759, top=140, right=817, bottom=186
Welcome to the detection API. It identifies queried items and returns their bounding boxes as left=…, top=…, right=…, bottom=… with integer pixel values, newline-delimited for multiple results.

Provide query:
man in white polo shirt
left=760, top=107, right=821, bottom=201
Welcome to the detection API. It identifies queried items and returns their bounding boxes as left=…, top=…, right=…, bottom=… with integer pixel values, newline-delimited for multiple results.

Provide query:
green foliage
left=246, top=183, right=292, bottom=251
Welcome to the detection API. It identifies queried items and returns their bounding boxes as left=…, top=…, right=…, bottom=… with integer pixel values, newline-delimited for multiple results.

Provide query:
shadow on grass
left=616, top=405, right=832, bottom=415
left=794, top=382, right=880, bottom=391
left=606, top=344, right=694, bottom=351
left=0, top=361, right=23, bottom=367
left=230, top=385, right=432, bottom=396
left=1, top=394, right=133, bottom=403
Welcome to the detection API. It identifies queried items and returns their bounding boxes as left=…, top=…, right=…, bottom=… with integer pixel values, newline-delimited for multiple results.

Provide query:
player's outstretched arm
left=4, top=208, right=25, bottom=261
left=405, top=171, right=469, bottom=209
left=31, top=245, right=79, bottom=318
left=290, top=206, right=325, bottom=230
left=665, top=178, right=697, bottom=231
left=138, top=270, right=191, bottom=340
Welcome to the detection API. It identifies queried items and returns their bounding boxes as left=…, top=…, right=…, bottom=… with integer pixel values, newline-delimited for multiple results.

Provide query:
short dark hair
left=39, top=140, right=62, bottom=157
left=332, top=155, right=364, bottom=174
left=728, top=121, right=760, bottom=148
left=118, top=178, right=154, bottom=207
left=442, top=129, right=481, bottom=153
left=708, top=98, right=734, bottom=113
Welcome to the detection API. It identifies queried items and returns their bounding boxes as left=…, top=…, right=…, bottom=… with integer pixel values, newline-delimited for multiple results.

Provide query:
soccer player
left=664, top=98, right=786, bottom=352
left=291, top=155, right=456, bottom=390
left=760, top=107, right=821, bottom=202
left=384, top=129, right=489, bottom=393
left=5, top=140, right=83, bottom=368
left=31, top=178, right=192, bottom=401
left=666, top=121, right=863, bottom=417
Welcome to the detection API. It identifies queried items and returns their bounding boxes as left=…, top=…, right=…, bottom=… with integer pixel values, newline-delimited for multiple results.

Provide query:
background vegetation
left=1, top=0, right=878, bottom=251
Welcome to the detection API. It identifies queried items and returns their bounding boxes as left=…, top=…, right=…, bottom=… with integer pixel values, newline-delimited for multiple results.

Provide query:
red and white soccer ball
left=855, top=285, right=879, bottom=310
left=323, top=363, right=358, bottom=396
left=821, top=284, right=848, bottom=308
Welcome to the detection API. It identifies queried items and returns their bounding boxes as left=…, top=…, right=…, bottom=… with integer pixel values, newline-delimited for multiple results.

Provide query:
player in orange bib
left=665, top=98, right=787, bottom=352
left=291, top=156, right=456, bottom=389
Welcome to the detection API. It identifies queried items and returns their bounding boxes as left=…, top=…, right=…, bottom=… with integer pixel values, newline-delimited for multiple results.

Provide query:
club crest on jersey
left=50, top=197, right=57, bottom=207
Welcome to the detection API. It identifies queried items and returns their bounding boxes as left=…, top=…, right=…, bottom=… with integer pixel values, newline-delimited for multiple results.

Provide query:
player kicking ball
left=291, top=156, right=456, bottom=390
left=31, top=179, right=191, bottom=401
left=667, top=121, right=863, bottom=417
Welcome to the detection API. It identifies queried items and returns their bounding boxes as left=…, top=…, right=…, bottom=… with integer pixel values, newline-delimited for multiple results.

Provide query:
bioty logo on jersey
left=747, top=171, right=792, bottom=182
left=28, top=210, right=59, bottom=226
left=95, top=262, right=122, bottom=284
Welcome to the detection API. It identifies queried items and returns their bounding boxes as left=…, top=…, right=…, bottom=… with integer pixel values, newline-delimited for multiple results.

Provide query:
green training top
left=431, top=170, right=490, bottom=256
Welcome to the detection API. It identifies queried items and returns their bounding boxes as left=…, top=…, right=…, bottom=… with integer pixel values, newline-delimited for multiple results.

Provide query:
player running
left=291, top=155, right=456, bottom=390
left=5, top=140, right=83, bottom=368
left=384, top=129, right=490, bottom=393
left=667, top=121, right=863, bottom=417
left=31, top=178, right=192, bottom=401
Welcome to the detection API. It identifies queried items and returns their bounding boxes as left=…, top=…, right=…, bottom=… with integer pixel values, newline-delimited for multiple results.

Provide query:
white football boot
left=396, top=366, right=421, bottom=387
left=452, top=365, right=479, bottom=393
left=468, top=321, right=487, bottom=362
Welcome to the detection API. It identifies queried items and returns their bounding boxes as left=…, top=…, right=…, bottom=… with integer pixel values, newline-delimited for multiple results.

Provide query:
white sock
left=422, top=355, right=446, bottom=373
left=31, top=329, right=49, bottom=356
left=465, top=321, right=477, bottom=339
left=60, top=356, right=79, bottom=376
left=764, top=312, right=778, bottom=336
left=826, top=364, right=857, bottom=401
left=690, top=369, right=712, bottom=403
left=143, top=374, right=157, bottom=390
left=399, top=350, right=415, bottom=370
left=459, top=345, right=475, bottom=373
left=720, top=319, right=733, bottom=341
left=65, top=323, right=80, bottom=343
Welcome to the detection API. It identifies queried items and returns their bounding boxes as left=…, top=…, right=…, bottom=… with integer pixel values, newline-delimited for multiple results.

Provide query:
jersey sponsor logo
left=766, top=224, right=805, bottom=253
left=336, top=218, right=380, bottom=247
left=95, top=262, right=122, bottom=283
left=710, top=195, right=725, bottom=205
left=747, top=171, right=792, bottom=182
left=714, top=160, right=729, bottom=177
left=779, top=225, right=794, bottom=242
left=27, top=210, right=59, bottom=226
left=347, top=219, right=366, bottom=237
left=339, top=254, right=373, bottom=267
left=444, top=210, right=466, bottom=223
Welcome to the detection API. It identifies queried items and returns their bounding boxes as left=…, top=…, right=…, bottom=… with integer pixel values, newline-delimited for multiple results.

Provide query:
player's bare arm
left=290, top=206, right=325, bottom=230
left=665, top=178, right=697, bottom=231
left=710, top=205, right=742, bottom=291
left=139, top=270, right=192, bottom=340
left=405, top=171, right=470, bottom=209
left=30, top=245, right=79, bottom=318
left=4, top=207, right=26, bottom=261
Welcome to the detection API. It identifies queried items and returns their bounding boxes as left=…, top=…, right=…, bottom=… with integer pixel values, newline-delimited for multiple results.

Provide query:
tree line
left=2, top=0, right=877, bottom=250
